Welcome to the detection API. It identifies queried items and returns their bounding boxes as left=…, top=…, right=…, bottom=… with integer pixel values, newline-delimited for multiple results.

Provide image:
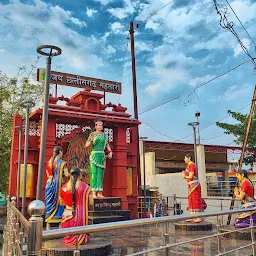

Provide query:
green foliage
left=216, top=108, right=256, bottom=148
left=0, top=66, right=44, bottom=193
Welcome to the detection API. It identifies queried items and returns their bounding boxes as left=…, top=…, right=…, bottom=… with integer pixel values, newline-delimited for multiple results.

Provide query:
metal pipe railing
left=4, top=197, right=256, bottom=256
left=11, top=204, right=30, bottom=231
left=43, top=207, right=256, bottom=239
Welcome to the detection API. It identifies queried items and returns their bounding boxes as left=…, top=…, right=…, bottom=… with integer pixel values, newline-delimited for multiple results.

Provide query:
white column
left=140, top=151, right=155, bottom=185
left=196, top=145, right=207, bottom=197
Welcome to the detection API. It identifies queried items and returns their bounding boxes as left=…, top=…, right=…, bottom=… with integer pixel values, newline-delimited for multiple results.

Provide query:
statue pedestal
left=175, top=221, right=213, bottom=231
left=220, top=225, right=256, bottom=240
left=43, top=238, right=112, bottom=256
left=89, top=197, right=130, bottom=224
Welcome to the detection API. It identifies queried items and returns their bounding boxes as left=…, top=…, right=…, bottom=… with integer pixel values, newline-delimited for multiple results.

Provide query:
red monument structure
left=8, top=71, right=140, bottom=219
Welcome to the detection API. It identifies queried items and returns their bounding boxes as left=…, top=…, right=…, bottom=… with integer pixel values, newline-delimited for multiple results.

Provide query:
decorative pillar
left=196, top=145, right=207, bottom=197
left=112, top=126, right=128, bottom=209
left=131, top=127, right=139, bottom=196
left=9, top=114, right=23, bottom=197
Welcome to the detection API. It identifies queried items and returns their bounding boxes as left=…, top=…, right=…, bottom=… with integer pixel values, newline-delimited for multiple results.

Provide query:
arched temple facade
left=9, top=89, right=140, bottom=219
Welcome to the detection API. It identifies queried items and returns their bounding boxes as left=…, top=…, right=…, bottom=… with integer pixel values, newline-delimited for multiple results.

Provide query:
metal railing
left=41, top=207, right=256, bottom=256
left=138, top=195, right=237, bottom=221
left=3, top=197, right=44, bottom=256
left=206, top=180, right=256, bottom=197
left=3, top=196, right=29, bottom=256
left=4, top=196, right=256, bottom=256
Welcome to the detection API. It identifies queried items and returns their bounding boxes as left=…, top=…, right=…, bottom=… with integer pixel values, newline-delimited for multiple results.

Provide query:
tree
left=216, top=108, right=256, bottom=148
left=0, top=64, right=44, bottom=193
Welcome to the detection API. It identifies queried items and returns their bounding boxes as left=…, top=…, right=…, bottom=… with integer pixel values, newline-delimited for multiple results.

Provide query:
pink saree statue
left=59, top=166, right=91, bottom=245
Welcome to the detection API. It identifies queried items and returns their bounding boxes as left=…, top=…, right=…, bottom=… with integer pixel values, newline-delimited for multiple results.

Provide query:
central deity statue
left=85, top=118, right=112, bottom=198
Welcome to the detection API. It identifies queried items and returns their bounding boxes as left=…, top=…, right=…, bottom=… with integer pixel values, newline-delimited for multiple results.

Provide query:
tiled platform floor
left=93, top=223, right=254, bottom=256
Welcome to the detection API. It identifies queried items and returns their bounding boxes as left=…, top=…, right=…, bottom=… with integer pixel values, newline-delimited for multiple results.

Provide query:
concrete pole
left=197, top=145, right=207, bottom=197
left=129, top=21, right=141, bottom=195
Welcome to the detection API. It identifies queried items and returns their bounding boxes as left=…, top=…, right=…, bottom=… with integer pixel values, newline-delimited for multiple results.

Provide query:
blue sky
left=1, top=0, right=256, bottom=147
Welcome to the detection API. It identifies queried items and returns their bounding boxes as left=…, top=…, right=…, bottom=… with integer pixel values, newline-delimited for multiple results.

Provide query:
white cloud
left=145, top=47, right=193, bottom=94
left=145, top=20, right=159, bottom=31
left=107, top=0, right=134, bottom=19
left=221, top=83, right=252, bottom=101
left=50, top=5, right=86, bottom=27
left=94, top=0, right=116, bottom=5
left=86, top=7, right=97, bottom=17
left=194, top=31, right=237, bottom=51
left=108, top=8, right=130, bottom=19
left=234, top=38, right=250, bottom=57
left=102, top=32, right=111, bottom=41
left=189, top=75, right=215, bottom=87
left=135, top=41, right=152, bottom=52
left=0, top=0, right=102, bottom=73
left=229, top=0, right=256, bottom=24
left=110, top=22, right=124, bottom=34
left=104, top=45, right=117, bottom=54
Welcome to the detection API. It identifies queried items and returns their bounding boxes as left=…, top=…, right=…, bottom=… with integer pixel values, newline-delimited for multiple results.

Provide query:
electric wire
left=213, top=0, right=256, bottom=70
left=138, top=0, right=175, bottom=27
left=139, top=59, right=251, bottom=115
left=140, top=102, right=251, bottom=147
left=225, top=0, right=256, bottom=45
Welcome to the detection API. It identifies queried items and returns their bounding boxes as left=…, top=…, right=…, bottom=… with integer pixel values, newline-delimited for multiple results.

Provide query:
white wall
left=140, top=151, right=188, bottom=197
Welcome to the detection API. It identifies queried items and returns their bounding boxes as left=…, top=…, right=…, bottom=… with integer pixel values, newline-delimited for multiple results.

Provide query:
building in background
left=139, top=140, right=256, bottom=198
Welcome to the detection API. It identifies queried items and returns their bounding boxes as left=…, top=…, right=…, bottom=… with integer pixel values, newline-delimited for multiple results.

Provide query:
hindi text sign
left=37, top=68, right=122, bottom=94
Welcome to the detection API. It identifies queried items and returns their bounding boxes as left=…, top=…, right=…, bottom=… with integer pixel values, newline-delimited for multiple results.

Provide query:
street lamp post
left=20, top=99, right=35, bottom=216
left=36, top=45, right=62, bottom=200
left=140, top=137, right=148, bottom=218
left=188, top=122, right=199, bottom=168
left=16, top=125, right=24, bottom=209
left=195, top=112, right=200, bottom=144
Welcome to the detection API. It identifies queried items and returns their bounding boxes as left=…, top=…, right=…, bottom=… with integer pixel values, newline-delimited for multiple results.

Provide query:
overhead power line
left=213, top=0, right=256, bottom=70
left=138, top=0, right=175, bottom=26
left=225, top=0, right=256, bottom=45
left=140, top=102, right=251, bottom=145
left=139, top=59, right=251, bottom=115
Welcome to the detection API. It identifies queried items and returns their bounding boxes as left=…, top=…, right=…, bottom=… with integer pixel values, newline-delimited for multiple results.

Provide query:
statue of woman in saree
left=85, top=118, right=112, bottom=198
left=182, top=153, right=203, bottom=223
left=59, top=166, right=91, bottom=245
left=234, top=169, right=256, bottom=228
left=45, top=146, right=70, bottom=226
